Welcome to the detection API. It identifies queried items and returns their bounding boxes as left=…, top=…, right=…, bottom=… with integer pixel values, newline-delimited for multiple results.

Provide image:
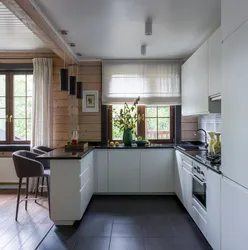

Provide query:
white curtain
left=102, top=60, right=181, bottom=105
left=31, top=58, right=53, bottom=148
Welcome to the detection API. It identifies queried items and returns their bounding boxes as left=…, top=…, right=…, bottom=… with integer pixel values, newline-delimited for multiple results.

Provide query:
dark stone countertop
left=95, top=144, right=176, bottom=149
left=36, top=147, right=94, bottom=160
left=175, top=147, right=221, bottom=174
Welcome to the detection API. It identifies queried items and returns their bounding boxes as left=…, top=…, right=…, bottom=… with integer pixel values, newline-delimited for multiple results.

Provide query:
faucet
left=194, top=129, right=208, bottom=148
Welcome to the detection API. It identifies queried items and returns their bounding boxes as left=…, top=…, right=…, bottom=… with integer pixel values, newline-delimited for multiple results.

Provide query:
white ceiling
left=0, top=3, right=49, bottom=52
left=33, top=0, right=221, bottom=60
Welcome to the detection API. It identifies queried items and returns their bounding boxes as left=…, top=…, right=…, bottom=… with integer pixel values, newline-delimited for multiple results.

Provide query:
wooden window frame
left=108, top=105, right=174, bottom=143
left=0, top=71, right=32, bottom=145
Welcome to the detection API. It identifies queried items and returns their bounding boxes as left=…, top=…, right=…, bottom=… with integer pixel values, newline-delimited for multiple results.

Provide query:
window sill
left=0, top=144, right=30, bottom=152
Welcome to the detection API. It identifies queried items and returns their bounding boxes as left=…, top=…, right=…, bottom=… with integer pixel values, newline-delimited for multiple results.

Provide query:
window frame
left=0, top=71, right=33, bottom=145
left=108, top=105, right=174, bottom=143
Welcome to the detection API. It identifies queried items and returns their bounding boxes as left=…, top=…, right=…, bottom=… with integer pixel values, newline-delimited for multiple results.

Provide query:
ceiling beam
left=1, top=0, right=77, bottom=64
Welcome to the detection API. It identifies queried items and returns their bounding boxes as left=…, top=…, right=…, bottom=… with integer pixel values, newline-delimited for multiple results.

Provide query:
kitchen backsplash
left=198, top=114, right=222, bottom=141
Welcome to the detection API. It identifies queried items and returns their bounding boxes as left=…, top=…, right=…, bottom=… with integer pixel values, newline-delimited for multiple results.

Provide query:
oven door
left=192, top=174, right=207, bottom=210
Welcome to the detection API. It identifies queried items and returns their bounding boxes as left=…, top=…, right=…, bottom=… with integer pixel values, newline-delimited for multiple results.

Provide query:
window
left=108, top=105, right=137, bottom=141
left=0, top=72, right=33, bottom=144
left=144, top=106, right=171, bottom=140
left=108, top=105, right=174, bottom=143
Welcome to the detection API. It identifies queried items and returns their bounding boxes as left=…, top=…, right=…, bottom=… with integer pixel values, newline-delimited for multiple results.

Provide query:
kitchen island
left=38, top=146, right=175, bottom=225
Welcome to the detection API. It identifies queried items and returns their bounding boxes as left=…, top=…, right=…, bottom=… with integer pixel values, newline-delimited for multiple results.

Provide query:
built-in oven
left=192, top=168, right=207, bottom=210
left=191, top=162, right=207, bottom=237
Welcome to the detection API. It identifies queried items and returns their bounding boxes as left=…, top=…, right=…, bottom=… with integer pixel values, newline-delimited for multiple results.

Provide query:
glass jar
left=71, top=130, right=79, bottom=145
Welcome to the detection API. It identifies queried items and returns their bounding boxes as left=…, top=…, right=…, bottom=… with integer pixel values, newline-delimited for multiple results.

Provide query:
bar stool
left=33, top=146, right=53, bottom=196
left=12, top=150, right=51, bottom=221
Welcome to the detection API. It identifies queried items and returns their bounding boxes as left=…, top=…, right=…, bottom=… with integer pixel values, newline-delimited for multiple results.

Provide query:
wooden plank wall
left=78, top=62, right=102, bottom=142
left=181, top=116, right=198, bottom=141
left=52, top=57, right=69, bottom=147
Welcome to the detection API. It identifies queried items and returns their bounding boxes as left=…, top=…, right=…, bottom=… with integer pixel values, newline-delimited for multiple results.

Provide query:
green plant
left=113, top=97, right=144, bottom=136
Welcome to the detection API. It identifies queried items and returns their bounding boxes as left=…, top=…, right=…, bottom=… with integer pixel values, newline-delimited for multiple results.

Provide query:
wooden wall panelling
left=181, top=116, right=198, bottom=141
left=52, top=57, right=69, bottom=147
left=78, top=63, right=102, bottom=142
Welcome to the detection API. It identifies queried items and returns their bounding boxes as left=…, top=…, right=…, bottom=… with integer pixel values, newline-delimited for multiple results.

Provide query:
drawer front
left=192, top=205, right=207, bottom=237
left=181, top=154, right=193, bottom=167
left=182, top=160, right=192, bottom=172
left=80, top=168, right=89, bottom=189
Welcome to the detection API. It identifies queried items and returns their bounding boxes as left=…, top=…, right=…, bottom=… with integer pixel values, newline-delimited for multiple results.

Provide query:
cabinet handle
left=9, top=115, right=12, bottom=123
left=5, top=115, right=9, bottom=122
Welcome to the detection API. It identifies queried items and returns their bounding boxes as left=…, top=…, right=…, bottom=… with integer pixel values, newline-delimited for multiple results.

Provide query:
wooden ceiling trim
left=1, top=0, right=76, bottom=64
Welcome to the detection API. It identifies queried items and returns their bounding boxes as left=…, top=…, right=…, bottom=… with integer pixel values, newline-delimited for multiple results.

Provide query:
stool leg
left=41, top=177, right=44, bottom=196
left=35, top=177, right=40, bottom=204
left=15, top=178, right=22, bottom=221
left=46, top=176, right=51, bottom=218
left=25, top=177, right=29, bottom=210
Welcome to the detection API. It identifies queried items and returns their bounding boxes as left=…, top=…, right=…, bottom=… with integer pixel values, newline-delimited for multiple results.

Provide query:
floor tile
left=37, top=196, right=213, bottom=250
left=78, top=221, right=113, bottom=237
left=112, top=223, right=142, bottom=237
left=73, top=237, right=110, bottom=250
left=144, top=238, right=178, bottom=250
left=109, top=237, right=145, bottom=250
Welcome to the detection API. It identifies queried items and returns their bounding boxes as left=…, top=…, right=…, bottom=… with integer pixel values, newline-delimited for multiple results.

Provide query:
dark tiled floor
left=37, top=196, right=212, bottom=250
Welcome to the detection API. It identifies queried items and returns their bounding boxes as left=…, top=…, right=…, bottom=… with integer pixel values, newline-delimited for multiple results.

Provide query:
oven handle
left=192, top=174, right=206, bottom=186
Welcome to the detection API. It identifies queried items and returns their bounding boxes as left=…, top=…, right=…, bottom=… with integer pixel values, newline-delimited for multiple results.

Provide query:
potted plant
left=113, top=97, right=143, bottom=146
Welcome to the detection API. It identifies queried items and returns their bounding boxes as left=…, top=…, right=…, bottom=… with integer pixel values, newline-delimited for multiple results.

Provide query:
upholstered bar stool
left=33, top=146, right=53, bottom=197
left=12, top=150, right=51, bottom=221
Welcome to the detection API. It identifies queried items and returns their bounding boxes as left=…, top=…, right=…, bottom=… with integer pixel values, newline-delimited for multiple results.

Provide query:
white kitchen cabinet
left=221, top=176, right=248, bottom=250
left=141, top=149, right=174, bottom=193
left=182, top=60, right=194, bottom=116
left=181, top=160, right=193, bottom=216
left=108, top=150, right=141, bottom=193
left=50, top=151, right=94, bottom=225
left=182, top=40, right=209, bottom=116
left=94, top=150, right=108, bottom=193
left=222, top=0, right=248, bottom=41
left=209, top=27, right=221, bottom=96
left=174, top=150, right=183, bottom=203
left=206, top=170, right=221, bottom=250
left=222, top=21, right=248, bottom=189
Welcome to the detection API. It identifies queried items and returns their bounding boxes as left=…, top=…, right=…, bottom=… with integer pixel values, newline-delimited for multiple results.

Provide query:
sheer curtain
left=102, top=60, right=181, bottom=105
left=31, top=58, right=53, bottom=148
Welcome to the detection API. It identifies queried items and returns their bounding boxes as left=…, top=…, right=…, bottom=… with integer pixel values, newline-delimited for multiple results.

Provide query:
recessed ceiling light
left=60, top=30, right=68, bottom=35
left=145, top=18, right=152, bottom=36
left=141, top=44, right=146, bottom=55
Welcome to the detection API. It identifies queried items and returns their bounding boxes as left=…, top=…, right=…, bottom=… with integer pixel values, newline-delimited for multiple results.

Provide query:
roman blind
left=102, top=60, right=181, bottom=105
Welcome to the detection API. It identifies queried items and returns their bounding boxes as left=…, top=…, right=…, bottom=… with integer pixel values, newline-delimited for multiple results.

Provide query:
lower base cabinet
left=50, top=151, right=94, bottom=225
left=221, top=176, right=248, bottom=250
left=206, top=169, right=221, bottom=250
left=108, top=150, right=141, bottom=193
left=141, top=149, right=174, bottom=193
left=94, top=149, right=175, bottom=193
left=181, top=160, right=192, bottom=216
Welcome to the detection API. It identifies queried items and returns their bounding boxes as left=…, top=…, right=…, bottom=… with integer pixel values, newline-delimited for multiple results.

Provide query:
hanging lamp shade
left=69, top=76, right=76, bottom=95
left=76, top=81, right=82, bottom=99
left=60, top=68, right=69, bottom=91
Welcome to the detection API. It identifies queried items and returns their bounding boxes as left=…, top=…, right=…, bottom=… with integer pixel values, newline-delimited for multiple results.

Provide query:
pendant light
left=60, top=51, right=69, bottom=91
left=76, top=64, right=83, bottom=99
left=69, top=64, right=76, bottom=95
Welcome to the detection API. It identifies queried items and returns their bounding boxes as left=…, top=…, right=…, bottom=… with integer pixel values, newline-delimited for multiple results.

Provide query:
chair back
left=32, top=146, right=52, bottom=170
left=12, top=150, right=44, bottom=178
left=33, top=146, right=53, bottom=154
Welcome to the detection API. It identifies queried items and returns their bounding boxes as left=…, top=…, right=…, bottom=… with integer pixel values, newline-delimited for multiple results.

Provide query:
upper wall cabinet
left=222, top=0, right=248, bottom=41
left=209, top=28, right=221, bottom=97
left=182, top=28, right=221, bottom=116
left=182, top=40, right=209, bottom=116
